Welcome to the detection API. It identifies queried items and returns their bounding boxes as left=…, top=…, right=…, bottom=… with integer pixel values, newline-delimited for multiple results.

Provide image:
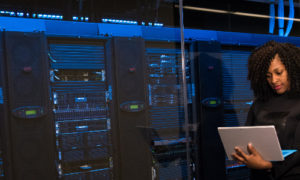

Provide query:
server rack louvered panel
left=222, top=50, right=253, bottom=179
left=0, top=140, right=5, bottom=179
left=222, top=50, right=254, bottom=127
left=145, top=46, right=190, bottom=180
left=48, top=40, right=112, bottom=180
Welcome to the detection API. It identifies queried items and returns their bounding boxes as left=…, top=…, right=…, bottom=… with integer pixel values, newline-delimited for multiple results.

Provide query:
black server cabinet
left=190, top=41, right=226, bottom=180
left=106, top=37, right=152, bottom=180
left=145, top=42, right=192, bottom=180
left=221, top=48, right=253, bottom=179
left=0, top=31, right=10, bottom=180
left=0, top=31, right=57, bottom=180
left=48, top=38, right=112, bottom=179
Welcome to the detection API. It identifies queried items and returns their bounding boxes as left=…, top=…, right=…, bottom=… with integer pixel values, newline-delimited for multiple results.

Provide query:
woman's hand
left=231, top=143, right=273, bottom=170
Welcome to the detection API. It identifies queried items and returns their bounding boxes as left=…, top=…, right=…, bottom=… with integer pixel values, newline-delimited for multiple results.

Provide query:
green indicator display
left=130, top=105, right=139, bottom=110
left=25, top=110, right=37, bottom=115
left=209, top=100, right=217, bottom=105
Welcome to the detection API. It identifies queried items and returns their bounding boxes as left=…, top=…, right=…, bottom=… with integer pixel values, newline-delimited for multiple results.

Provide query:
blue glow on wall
left=269, top=1, right=275, bottom=34
left=284, top=0, right=294, bottom=37
left=278, top=0, right=284, bottom=36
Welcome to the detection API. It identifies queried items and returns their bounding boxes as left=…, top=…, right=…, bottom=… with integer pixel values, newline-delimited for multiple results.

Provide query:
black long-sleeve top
left=246, top=93, right=300, bottom=180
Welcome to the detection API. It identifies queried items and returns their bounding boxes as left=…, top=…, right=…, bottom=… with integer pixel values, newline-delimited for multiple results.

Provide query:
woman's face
left=266, top=54, right=290, bottom=94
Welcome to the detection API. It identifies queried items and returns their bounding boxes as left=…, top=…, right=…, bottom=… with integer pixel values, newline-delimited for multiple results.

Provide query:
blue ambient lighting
left=36, top=14, right=63, bottom=20
left=154, top=23, right=163, bottom=27
left=73, top=16, right=88, bottom=21
left=101, top=18, right=138, bottom=25
left=284, top=0, right=294, bottom=37
left=17, top=12, right=24, bottom=17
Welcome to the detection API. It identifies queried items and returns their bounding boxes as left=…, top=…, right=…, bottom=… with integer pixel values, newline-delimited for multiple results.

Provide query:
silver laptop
left=218, top=125, right=296, bottom=161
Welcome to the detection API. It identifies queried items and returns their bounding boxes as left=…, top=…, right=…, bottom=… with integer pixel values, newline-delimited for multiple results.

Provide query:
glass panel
left=182, top=1, right=300, bottom=179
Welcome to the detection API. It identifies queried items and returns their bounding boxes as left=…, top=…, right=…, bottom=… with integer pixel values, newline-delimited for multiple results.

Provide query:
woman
left=232, top=41, right=300, bottom=180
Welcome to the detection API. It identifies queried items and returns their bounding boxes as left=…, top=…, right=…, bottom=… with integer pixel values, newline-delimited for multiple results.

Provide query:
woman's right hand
left=231, top=143, right=273, bottom=170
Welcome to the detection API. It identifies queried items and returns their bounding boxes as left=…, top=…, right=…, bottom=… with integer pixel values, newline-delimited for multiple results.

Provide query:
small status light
left=25, top=110, right=37, bottom=116
left=130, top=105, right=139, bottom=110
left=209, top=100, right=217, bottom=105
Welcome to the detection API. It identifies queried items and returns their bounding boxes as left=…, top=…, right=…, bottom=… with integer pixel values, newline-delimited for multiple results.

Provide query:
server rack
left=0, top=31, right=233, bottom=180
left=222, top=48, right=254, bottom=127
left=105, top=37, right=153, bottom=180
left=145, top=42, right=193, bottom=180
left=0, top=31, right=57, bottom=180
left=48, top=37, right=195, bottom=180
left=48, top=38, right=113, bottom=179
left=0, top=32, right=10, bottom=180
left=190, top=41, right=226, bottom=180
left=221, top=47, right=254, bottom=180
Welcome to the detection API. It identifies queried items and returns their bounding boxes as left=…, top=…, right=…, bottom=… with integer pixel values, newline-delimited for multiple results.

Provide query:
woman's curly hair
left=248, top=41, right=300, bottom=101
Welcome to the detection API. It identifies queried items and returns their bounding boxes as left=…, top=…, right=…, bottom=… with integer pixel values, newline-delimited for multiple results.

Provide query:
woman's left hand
left=231, top=143, right=273, bottom=170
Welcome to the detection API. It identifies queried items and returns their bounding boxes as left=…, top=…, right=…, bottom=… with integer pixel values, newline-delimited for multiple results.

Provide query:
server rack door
left=106, top=37, right=152, bottom=180
left=48, top=38, right=112, bottom=179
left=190, top=41, right=226, bottom=180
left=0, top=31, right=57, bottom=180
left=145, top=42, right=192, bottom=180
left=0, top=32, right=11, bottom=180
left=221, top=48, right=254, bottom=179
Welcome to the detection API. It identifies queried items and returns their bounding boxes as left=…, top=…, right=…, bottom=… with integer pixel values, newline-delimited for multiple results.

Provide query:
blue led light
left=72, top=16, right=78, bottom=20
left=148, top=22, right=153, bottom=26
left=17, top=12, right=24, bottom=17
left=80, top=17, right=84, bottom=21
left=284, top=0, right=294, bottom=37
left=154, top=23, right=163, bottom=27
left=85, top=17, right=89, bottom=21
left=33, top=13, right=62, bottom=20
left=102, top=18, right=138, bottom=25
